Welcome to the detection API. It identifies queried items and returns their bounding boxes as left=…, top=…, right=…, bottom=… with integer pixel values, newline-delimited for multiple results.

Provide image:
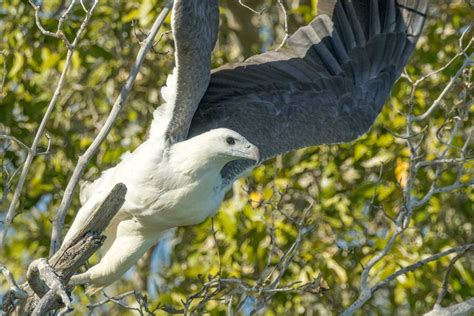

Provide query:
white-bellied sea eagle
left=63, top=0, right=429, bottom=292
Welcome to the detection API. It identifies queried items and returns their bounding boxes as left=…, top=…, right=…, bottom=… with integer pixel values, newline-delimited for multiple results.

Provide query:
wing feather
left=188, top=0, right=428, bottom=181
left=150, top=0, right=219, bottom=143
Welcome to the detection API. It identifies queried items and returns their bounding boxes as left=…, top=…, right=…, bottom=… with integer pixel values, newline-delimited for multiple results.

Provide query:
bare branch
left=29, top=258, right=73, bottom=316
left=27, top=0, right=76, bottom=48
left=372, top=244, right=473, bottom=293
left=7, top=183, right=128, bottom=315
left=211, top=218, right=222, bottom=278
left=87, top=290, right=136, bottom=311
left=0, top=135, right=31, bottom=153
left=413, top=55, right=472, bottom=121
left=0, top=264, right=28, bottom=309
left=276, top=0, right=289, bottom=50
left=434, top=247, right=471, bottom=308
left=0, top=50, right=7, bottom=95
left=238, top=0, right=266, bottom=15
left=424, top=298, right=474, bottom=316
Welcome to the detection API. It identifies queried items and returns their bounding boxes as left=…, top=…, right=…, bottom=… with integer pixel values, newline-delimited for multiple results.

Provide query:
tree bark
left=2, top=183, right=127, bottom=315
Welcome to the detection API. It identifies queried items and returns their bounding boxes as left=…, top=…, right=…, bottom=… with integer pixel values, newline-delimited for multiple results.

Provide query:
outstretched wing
left=154, top=0, right=219, bottom=144
left=188, top=0, right=428, bottom=181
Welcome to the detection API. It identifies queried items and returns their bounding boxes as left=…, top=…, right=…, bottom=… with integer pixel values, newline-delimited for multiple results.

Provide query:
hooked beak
left=242, top=144, right=260, bottom=164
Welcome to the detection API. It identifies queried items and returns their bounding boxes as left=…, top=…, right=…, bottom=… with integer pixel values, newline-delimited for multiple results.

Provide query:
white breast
left=144, top=175, right=225, bottom=228
left=110, top=139, right=226, bottom=230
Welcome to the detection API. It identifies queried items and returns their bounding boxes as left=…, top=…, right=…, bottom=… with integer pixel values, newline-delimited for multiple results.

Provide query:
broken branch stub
left=3, top=183, right=127, bottom=315
left=50, top=182, right=128, bottom=279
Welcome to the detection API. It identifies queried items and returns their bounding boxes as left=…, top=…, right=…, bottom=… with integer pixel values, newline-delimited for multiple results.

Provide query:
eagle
left=63, top=0, right=429, bottom=292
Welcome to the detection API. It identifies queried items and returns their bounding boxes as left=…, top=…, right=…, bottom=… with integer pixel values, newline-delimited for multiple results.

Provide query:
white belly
left=131, top=180, right=226, bottom=229
left=115, top=158, right=226, bottom=230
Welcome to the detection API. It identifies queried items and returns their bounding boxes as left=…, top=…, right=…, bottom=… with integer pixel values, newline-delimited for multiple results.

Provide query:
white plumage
left=65, top=105, right=259, bottom=291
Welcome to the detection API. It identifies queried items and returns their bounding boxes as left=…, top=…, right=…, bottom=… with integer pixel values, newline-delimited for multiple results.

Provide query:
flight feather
left=188, top=0, right=428, bottom=181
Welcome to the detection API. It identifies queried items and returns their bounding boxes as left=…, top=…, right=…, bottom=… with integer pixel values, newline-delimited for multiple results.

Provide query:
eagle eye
left=226, top=136, right=236, bottom=145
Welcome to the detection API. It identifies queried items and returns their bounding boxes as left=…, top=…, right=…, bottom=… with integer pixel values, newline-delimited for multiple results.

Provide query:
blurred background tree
left=0, top=0, right=472, bottom=314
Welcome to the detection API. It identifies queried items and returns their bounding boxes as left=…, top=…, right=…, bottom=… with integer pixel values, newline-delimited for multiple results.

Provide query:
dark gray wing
left=163, top=0, right=219, bottom=143
left=188, top=0, right=428, bottom=180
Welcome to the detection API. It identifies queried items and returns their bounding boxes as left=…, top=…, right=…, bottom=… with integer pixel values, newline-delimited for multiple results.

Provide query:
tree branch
left=424, top=298, right=474, bottom=316
left=2, top=183, right=127, bottom=315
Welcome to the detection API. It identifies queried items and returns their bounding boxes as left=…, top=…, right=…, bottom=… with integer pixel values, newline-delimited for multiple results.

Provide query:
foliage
left=0, top=0, right=472, bottom=314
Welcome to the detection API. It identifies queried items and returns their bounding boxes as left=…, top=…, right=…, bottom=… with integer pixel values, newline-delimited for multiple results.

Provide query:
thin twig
left=238, top=0, right=266, bottom=15
left=89, top=291, right=142, bottom=314
left=413, top=56, right=472, bottom=121
left=0, top=50, right=7, bottom=95
left=276, top=0, right=289, bottom=50
left=211, top=218, right=222, bottom=277
left=0, top=135, right=31, bottom=152
left=0, top=264, right=28, bottom=300
left=372, top=244, right=473, bottom=293
left=434, top=247, right=471, bottom=308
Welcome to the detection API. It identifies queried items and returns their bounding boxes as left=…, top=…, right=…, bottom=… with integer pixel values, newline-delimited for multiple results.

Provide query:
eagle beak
left=244, top=144, right=260, bottom=164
